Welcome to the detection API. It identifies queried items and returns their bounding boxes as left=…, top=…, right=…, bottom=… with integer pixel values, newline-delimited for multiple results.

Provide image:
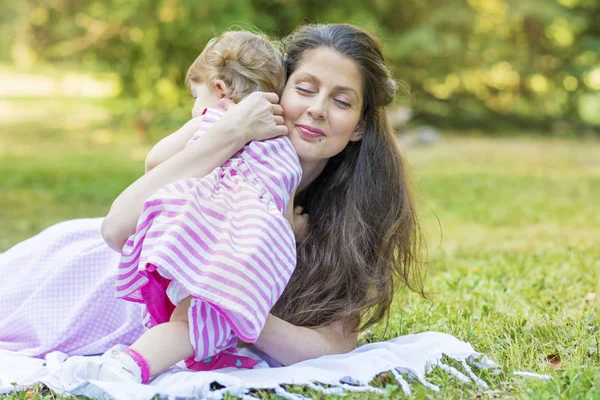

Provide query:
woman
left=0, top=24, right=424, bottom=367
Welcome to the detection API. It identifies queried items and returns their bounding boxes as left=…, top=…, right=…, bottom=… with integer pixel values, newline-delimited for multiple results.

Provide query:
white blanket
left=0, top=332, right=548, bottom=399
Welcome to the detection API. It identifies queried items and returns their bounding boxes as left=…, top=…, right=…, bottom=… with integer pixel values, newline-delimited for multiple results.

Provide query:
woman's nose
left=307, top=98, right=327, bottom=120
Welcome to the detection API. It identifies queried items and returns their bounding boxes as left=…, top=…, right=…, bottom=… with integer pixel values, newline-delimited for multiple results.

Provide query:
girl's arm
left=146, top=99, right=235, bottom=173
left=102, top=92, right=286, bottom=252
left=254, top=314, right=359, bottom=366
left=144, top=117, right=206, bottom=173
left=284, top=190, right=296, bottom=231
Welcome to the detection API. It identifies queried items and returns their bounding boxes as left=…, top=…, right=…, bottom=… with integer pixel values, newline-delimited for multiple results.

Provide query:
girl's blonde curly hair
left=186, top=31, right=285, bottom=102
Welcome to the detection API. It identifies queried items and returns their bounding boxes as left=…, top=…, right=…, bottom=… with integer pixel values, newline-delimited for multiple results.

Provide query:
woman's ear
left=350, top=120, right=365, bottom=142
left=213, top=80, right=230, bottom=98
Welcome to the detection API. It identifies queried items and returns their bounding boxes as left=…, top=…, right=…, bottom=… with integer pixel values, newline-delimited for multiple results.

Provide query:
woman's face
left=280, top=47, right=364, bottom=165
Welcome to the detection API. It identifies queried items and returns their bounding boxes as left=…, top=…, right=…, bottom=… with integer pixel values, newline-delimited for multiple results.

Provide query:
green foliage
left=2, top=0, right=599, bottom=132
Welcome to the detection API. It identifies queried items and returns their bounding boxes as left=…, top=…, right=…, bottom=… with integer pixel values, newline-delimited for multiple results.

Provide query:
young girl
left=90, top=31, right=302, bottom=383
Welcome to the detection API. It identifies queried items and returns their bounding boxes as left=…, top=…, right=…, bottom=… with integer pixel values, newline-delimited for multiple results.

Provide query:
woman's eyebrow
left=296, top=73, right=359, bottom=97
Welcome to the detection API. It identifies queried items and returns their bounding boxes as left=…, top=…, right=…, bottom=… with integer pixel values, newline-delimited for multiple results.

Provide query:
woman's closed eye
left=296, top=83, right=353, bottom=108
left=334, top=98, right=352, bottom=108
left=296, top=85, right=315, bottom=94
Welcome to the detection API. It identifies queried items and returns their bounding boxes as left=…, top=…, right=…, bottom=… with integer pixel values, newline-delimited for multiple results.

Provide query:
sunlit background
left=1, top=0, right=600, bottom=247
left=1, top=1, right=599, bottom=249
left=3, top=0, right=600, bottom=136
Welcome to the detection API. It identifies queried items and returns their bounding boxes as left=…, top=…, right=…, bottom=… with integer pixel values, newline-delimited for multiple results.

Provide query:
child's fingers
left=293, top=210, right=310, bottom=243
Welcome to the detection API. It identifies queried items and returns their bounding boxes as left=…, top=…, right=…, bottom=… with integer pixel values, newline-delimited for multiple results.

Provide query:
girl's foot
left=84, top=346, right=143, bottom=383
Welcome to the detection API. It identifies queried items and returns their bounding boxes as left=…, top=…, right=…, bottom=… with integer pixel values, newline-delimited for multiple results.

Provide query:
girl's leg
left=82, top=297, right=194, bottom=383
left=129, top=297, right=194, bottom=377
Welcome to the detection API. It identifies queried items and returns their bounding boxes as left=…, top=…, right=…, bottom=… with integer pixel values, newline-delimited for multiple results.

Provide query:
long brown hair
left=270, top=24, right=426, bottom=333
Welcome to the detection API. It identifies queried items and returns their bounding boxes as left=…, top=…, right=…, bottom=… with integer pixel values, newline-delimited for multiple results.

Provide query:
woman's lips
left=296, top=124, right=325, bottom=139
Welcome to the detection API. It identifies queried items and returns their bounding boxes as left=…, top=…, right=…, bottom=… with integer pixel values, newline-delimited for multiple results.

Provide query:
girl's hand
left=215, top=92, right=288, bottom=145
left=292, top=206, right=309, bottom=243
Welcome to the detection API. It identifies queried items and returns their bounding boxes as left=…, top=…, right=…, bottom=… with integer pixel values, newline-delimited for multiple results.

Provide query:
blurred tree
left=3, top=0, right=599, bottom=134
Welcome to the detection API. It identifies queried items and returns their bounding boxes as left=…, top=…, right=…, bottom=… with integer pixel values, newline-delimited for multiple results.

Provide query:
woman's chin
left=291, top=139, right=317, bottom=162
left=291, top=133, right=349, bottom=167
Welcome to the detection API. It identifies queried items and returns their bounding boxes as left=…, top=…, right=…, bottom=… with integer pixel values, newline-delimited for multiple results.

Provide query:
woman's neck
left=297, top=158, right=327, bottom=193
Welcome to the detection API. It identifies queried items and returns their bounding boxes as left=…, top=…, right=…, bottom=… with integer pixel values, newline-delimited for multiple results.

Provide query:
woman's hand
left=145, top=91, right=284, bottom=173
left=292, top=206, right=309, bottom=243
left=102, top=91, right=288, bottom=252
left=215, top=92, right=288, bottom=145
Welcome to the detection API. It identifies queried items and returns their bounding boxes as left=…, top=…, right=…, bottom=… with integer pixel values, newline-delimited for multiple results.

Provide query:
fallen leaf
left=371, top=371, right=394, bottom=386
left=25, top=387, right=38, bottom=400
left=545, top=354, right=561, bottom=369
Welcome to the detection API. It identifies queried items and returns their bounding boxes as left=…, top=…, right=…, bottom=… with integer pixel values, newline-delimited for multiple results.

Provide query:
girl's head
left=186, top=31, right=285, bottom=117
left=271, top=24, right=425, bottom=333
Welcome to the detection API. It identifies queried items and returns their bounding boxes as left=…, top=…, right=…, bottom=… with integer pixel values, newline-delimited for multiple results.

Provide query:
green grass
left=1, top=97, right=599, bottom=399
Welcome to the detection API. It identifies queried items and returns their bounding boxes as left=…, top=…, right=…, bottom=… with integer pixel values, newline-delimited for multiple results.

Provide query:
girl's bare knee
left=170, top=296, right=192, bottom=322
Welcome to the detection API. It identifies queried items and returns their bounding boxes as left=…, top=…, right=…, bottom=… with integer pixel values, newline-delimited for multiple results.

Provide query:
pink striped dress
left=115, top=108, right=301, bottom=367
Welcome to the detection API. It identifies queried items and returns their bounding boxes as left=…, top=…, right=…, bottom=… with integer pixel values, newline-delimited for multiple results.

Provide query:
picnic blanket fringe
left=0, top=332, right=550, bottom=399
left=191, top=353, right=498, bottom=399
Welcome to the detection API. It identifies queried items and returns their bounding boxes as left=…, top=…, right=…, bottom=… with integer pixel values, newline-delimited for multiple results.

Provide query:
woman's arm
left=102, top=92, right=286, bottom=252
left=102, top=130, right=244, bottom=252
left=253, top=314, right=359, bottom=366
